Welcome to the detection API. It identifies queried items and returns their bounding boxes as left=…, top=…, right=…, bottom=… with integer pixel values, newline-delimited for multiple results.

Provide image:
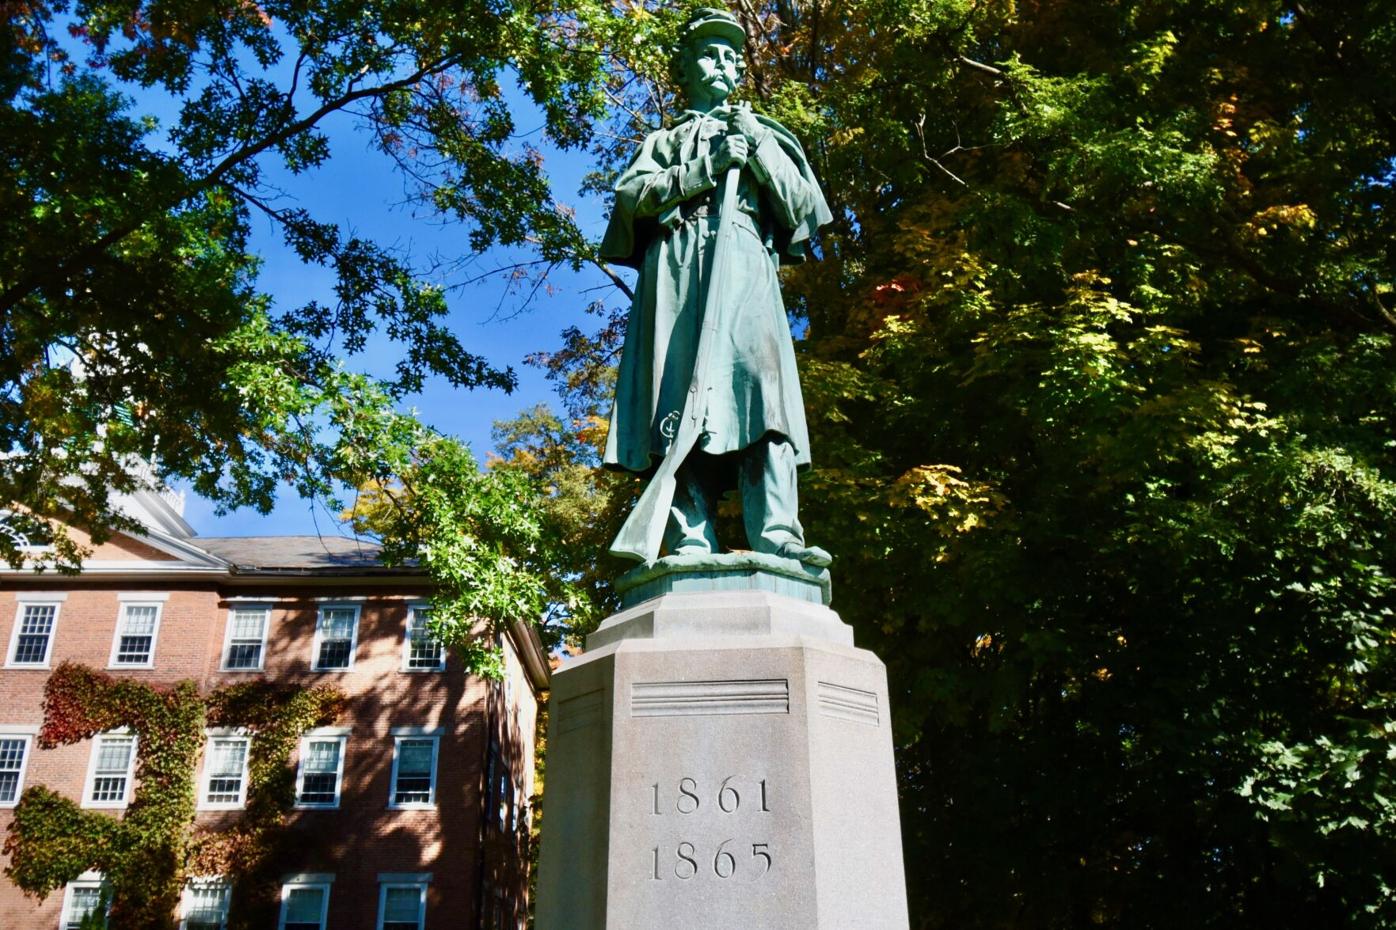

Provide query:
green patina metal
left=602, top=7, right=833, bottom=572
left=615, top=550, right=833, bottom=608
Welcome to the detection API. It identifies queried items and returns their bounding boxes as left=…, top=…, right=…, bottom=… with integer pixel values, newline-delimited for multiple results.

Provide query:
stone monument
left=535, top=9, right=909, bottom=928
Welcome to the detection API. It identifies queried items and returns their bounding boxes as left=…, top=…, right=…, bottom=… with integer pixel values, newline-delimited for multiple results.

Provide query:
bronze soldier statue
left=601, top=7, right=833, bottom=568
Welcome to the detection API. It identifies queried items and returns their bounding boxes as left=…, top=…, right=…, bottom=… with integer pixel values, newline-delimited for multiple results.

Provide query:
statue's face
left=681, top=35, right=742, bottom=105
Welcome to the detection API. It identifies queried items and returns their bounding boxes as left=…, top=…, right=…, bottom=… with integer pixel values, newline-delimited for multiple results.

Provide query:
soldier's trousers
left=664, top=435, right=805, bottom=556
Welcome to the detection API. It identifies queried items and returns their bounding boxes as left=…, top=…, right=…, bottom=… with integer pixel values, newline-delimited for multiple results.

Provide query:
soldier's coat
left=600, top=108, right=832, bottom=478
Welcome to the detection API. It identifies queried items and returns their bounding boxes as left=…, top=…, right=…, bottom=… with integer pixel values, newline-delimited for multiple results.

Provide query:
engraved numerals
left=650, top=776, right=771, bottom=815
left=650, top=841, right=774, bottom=881
left=646, top=776, right=774, bottom=882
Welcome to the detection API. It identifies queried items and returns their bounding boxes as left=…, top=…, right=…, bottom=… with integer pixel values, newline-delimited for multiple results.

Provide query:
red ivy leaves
left=40, top=662, right=144, bottom=747
left=8, top=663, right=345, bottom=929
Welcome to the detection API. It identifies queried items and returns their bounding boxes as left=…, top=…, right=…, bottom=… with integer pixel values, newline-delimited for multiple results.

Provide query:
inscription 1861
left=647, top=776, right=773, bottom=882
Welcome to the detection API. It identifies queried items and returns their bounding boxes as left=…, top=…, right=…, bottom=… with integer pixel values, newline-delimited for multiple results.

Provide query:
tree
left=527, top=1, right=1396, bottom=926
left=10, top=0, right=1396, bottom=922
left=1, top=0, right=619, bottom=656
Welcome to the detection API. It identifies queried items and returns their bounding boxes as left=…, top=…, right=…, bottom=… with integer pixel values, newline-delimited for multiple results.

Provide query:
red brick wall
left=0, top=580, right=538, bottom=929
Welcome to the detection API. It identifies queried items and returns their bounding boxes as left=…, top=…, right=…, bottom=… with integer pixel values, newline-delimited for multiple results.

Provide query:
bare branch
left=957, top=54, right=1003, bottom=77
left=593, top=262, right=635, bottom=301
left=914, top=114, right=968, bottom=188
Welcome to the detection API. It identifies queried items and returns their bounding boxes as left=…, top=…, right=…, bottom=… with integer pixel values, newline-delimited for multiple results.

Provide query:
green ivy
left=2, top=663, right=344, bottom=929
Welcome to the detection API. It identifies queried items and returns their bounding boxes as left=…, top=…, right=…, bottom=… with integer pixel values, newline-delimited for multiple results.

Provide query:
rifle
left=608, top=156, right=744, bottom=563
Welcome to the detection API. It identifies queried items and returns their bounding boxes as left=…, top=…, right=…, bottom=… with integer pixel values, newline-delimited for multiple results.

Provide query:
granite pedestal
left=535, top=557, right=910, bottom=929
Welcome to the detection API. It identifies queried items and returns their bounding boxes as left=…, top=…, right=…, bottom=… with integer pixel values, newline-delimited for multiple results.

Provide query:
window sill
left=293, top=802, right=341, bottom=810
left=387, top=802, right=437, bottom=811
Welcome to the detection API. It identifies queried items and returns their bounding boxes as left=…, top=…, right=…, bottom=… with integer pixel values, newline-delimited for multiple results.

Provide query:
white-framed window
left=278, top=874, right=333, bottom=930
left=388, top=729, right=441, bottom=809
left=376, top=874, right=430, bottom=930
left=402, top=605, right=445, bottom=672
left=109, top=599, right=163, bottom=668
left=179, top=877, right=231, bottom=930
left=83, top=731, right=137, bottom=808
left=221, top=605, right=269, bottom=671
left=60, top=871, right=109, bottom=929
left=294, top=732, right=347, bottom=808
left=199, top=734, right=250, bottom=809
left=312, top=605, right=359, bottom=671
left=0, top=732, right=33, bottom=807
left=7, top=598, right=63, bottom=667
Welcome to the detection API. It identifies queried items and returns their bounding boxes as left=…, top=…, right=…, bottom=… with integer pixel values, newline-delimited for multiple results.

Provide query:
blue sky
left=175, top=86, right=623, bottom=539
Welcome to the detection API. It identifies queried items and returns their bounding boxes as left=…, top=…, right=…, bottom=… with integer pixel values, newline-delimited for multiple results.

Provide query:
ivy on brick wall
left=2, top=662, right=344, bottom=929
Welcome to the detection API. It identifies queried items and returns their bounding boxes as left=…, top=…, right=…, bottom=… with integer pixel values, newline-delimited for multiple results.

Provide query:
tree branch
left=0, top=54, right=463, bottom=317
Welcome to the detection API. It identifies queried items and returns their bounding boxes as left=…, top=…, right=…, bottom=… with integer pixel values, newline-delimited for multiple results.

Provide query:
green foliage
left=513, top=1, right=1396, bottom=926
left=344, top=425, right=598, bottom=665
left=3, top=664, right=344, bottom=929
left=0, top=0, right=614, bottom=583
left=8, top=663, right=206, bottom=926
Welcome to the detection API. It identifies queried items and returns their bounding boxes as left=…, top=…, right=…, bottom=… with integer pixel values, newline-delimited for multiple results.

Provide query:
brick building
left=0, top=487, right=547, bottom=929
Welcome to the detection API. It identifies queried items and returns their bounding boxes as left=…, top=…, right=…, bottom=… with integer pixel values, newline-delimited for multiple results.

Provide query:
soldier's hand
left=714, top=134, right=749, bottom=172
left=729, top=106, right=764, bottom=145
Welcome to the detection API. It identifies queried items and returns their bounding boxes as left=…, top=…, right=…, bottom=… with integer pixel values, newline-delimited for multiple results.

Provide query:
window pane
left=229, top=609, right=266, bottom=640
left=224, top=609, right=266, bottom=670
left=315, top=609, right=355, bottom=669
left=0, top=736, right=20, bottom=802
left=316, top=640, right=351, bottom=669
left=91, top=736, right=133, bottom=803
left=115, top=607, right=157, bottom=664
left=224, top=643, right=261, bottom=669
left=210, top=740, right=246, bottom=776
left=394, top=739, right=434, bottom=803
left=90, top=777, right=127, bottom=803
left=383, top=886, right=422, bottom=922
left=13, top=605, right=54, bottom=663
left=407, top=610, right=444, bottom=670
left=95, top=737, right=133, bottom=772
left=298, top=772, right=337, bottom=804
left=115, top=636, right=152, bottom=664
left=184, top=881, right=229, bottom=928
left=65, top=884, right=105, bottom=929
left=321, top=608, right=355, bottom=638
left=20, top=604, right=55, bottom=634
left=205, top=740, right=246, bottom=803
left=298, top=740, right=340, bottom=804
left=398, top=740, right=432, bottom=774
left=284, top=886, right=325, bottom=923
left=122, top=606, right=158, bottom=635
left=304, top=739, right=339, bottom=772
left=0, top=739, right=21, bottom=769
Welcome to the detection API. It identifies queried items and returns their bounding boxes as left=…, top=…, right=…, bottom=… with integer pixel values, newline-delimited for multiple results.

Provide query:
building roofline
left=507, top=619, right=551, bottom=694
left=0, top=565, right=428, bottom=587
left=118, top=526, right=231, bottom=567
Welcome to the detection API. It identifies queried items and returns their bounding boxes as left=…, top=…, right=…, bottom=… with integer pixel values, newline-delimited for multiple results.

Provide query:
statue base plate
left=615, top=551, right=832, bottom=608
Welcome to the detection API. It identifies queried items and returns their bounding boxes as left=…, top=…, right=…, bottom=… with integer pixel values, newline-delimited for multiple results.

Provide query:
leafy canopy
left=513, top=1, right=1396, bottom=926
left=2, top=0, right=615, bottom=659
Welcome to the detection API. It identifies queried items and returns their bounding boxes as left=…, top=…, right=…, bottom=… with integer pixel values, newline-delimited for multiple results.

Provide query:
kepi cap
left=682, top=7, right=745, bottom=48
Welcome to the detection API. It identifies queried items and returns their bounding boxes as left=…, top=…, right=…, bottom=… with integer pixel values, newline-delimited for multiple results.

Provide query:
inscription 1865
left=648, top=776, right=773, bottom=882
